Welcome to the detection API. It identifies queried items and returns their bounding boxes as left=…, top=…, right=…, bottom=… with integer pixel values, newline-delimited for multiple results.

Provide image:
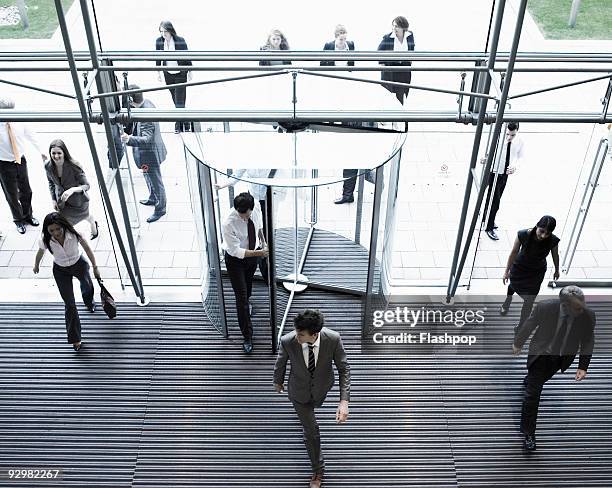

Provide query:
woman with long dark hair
left=501, top=215, right=560, bottom=327
left=156, top=20, right=192, bottom=133
left=33, top=212, right=101, bottom=351
left=377, top=16, right=415, bottom=105
left=45, top=139, right=98, bottom=239
left=259, top=29, right=291, bottom=66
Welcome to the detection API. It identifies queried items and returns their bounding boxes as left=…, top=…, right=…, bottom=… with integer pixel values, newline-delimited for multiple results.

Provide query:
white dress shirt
left=301, top=332, right=321, bottom=368
left=390, top=32, right=410, bottom=52
left=38, top=230, right=84, bottom=267
left=163, top=37, right=180, bottom=74
left=491, top=136, right=525, bottom=174
left=0, top=122, right=44, bottom=162
left=221, top=205, right=263, bottom=259
left=219, top=169, right=270, bottom=201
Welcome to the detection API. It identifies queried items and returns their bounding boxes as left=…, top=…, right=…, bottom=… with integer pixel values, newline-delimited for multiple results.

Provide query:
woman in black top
left=259, top=29, right=291, bottom=66
left=156, top=20, right=192, bottom=133
left=377, top=16, right=415, bottom=105
left=501, top=215, right=560, bottom=327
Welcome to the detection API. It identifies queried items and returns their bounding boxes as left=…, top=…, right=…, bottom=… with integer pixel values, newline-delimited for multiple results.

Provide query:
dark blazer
left=125, top=99, right=167, bottom=169
left=320, top=40, right=355, bottom=66
left=274, top=327, right=350, bottom=405
left=45, top=160, right=90, bottom=207
left=514, top=299, right=596, bottom=372
left=259, top=46, right=292, bottom=66
left=377, top=32, right=415, bottom=84
left=155, top=35, right=192, bottom=67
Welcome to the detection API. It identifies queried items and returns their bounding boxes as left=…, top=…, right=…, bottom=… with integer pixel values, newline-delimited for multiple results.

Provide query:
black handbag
left=97, top=278, right=117, bottom=319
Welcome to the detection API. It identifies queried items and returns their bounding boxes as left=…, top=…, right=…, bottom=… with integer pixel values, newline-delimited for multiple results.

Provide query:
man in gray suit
left=121, top=85, right=168, bottom=223
left=274, top=309, right=350, bottom=488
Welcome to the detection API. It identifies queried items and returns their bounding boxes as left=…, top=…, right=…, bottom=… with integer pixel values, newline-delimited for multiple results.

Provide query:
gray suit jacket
left=126, top=99, right=167, bottom=168
left=274, top=327, right=350, bottom=405
left=45, top=160, right=90, bottom=207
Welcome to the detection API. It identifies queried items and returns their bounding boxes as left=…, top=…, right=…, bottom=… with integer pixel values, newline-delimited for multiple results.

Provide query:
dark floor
left=0, top=295, right=611, bottom=487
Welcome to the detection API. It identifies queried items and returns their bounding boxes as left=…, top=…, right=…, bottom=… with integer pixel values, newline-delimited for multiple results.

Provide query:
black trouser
left=163, top=71, right=188, bottom=131
left=0, top=157, right=33, bottom=223
left=521, top=355, right=563, bottom=435
left=53, top=256, right=94, bottom=344
left=142, top=164, right=166, bottom=215
left=505, top=286, right=537, bottom=331
left=341, top=169, right=358, bottom=197
left=258, top=199, right=269, bottom=285
left=484, top=172, right=508, bottom=231
left=225, top=252, right=258, bottom=340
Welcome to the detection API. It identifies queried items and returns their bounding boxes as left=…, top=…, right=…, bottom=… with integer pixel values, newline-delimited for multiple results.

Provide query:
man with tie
left=513, top=285, right=596, bottom=451
left=274, top=309, right=350, bottom=488
left=221, top=192, right=268, bottom=353
left=0, top=97, right=47, bottom=234
left=121, top=85, right=168, bottom=223
left=482, top=122, right=525, bottom=240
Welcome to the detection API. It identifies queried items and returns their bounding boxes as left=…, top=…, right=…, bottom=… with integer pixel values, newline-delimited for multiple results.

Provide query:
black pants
left=143, top=164, right=166, bottom=215
left=340, top=169, right=375, bottom=197
left=0, top=157, right=33, bottom=223
left=484, top=172, right=508, bottom=231
left=53, top=257, right=94, bottom=344
left=225, top=252, right=258, bottom=340
left=163, top=71, right=188, bottom=131
left=521, top=355, right=563, bottom=435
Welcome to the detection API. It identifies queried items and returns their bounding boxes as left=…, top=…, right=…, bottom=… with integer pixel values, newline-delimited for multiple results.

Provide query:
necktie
left=552, top=315, right=569, bottom=356
left=503, top=140, right=511, bottom=173
left=308, top=345, right=316, bottom=375
left=5, top=123, right=21, bottom=164
left=247, top=218, right=256, bottom=250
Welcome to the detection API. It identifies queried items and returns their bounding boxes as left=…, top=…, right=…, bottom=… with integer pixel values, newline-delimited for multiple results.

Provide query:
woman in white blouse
left=33, top=212, right=101, bottom=351
left=377, top=16, right=415, bottom=104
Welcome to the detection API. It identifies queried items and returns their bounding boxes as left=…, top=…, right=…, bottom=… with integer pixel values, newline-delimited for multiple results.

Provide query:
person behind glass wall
left=274, top=309, right=350, bottom=488
left=215, top=169, right=273, bottom=284
left=513, top=286, right=595, bottom=452
left=45, top=139, right=99, bottom=240
left=156, top=20, right=192, bottom=133
left=259, top=29, right=291, bottom=66
left=0, top=97, right=47, bottom=234
left=482, top=122, right=525, bottom=241
left=33, top=212, right=101, bottom=352
left=501, top=215, right=560, bottom=329
left=377, top=16, right=414, bottom=105
left=121, top=85, right=168, bottom=223
left=221, top=192, right=268, bottom=354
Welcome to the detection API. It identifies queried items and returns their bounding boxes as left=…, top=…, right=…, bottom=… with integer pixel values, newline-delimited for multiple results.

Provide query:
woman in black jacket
left=377, top=16, right=415, bottom=105
left=156, top=20, right=192, bottom=133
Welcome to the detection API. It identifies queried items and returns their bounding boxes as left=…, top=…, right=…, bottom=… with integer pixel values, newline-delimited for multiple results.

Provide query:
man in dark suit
left=121, top=85, right=168, bottom=223
left=513, top=286, right=596, bottom=451
left=274, top=310, right=350, bottom=488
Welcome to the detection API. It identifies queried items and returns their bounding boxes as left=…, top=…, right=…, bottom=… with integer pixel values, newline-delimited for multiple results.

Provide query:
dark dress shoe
left=73, top=342, right=82, bottom=351
left=334, top=195, right=354, bottom=204
left=87, top=303, right=96, bottom=313
left=147, top=212, right=166, bottom=223
left=243, top=339, right=253, bottom=354
left=523, top=434, right=536, bottom=451
left=90, top=221, right=99, bottom=240
left=15, top=222, right=26, bottom=234
left=139, top=199, right=156, bottom=206
left=486, top=229, right=499, bottom=241
left=25, top=217, right=39, bottom=226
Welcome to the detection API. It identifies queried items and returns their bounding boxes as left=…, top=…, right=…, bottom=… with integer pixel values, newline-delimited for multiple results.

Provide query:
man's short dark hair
left=508, top=122, right=519, bottom=131
left=128, top=84, right=144, bottom=105
left=294, top=309, right=325, bottom=334
left=234, top=192, right=255, bottom=213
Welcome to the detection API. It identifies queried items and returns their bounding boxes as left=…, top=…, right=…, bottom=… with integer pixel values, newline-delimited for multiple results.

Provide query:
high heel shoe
left=90, top=221, right=99, bottom=240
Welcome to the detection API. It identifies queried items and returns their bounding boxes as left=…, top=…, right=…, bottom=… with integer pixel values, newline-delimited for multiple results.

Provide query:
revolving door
left=184, top=129, right=405, bottom=351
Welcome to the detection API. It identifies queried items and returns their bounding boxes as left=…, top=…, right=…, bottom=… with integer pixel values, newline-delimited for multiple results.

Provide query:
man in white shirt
left=483, top=122, right=525, bottom=241
left=221, top=192, right=268, bottom=353
left=0, top=97, right=48, bottom=234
